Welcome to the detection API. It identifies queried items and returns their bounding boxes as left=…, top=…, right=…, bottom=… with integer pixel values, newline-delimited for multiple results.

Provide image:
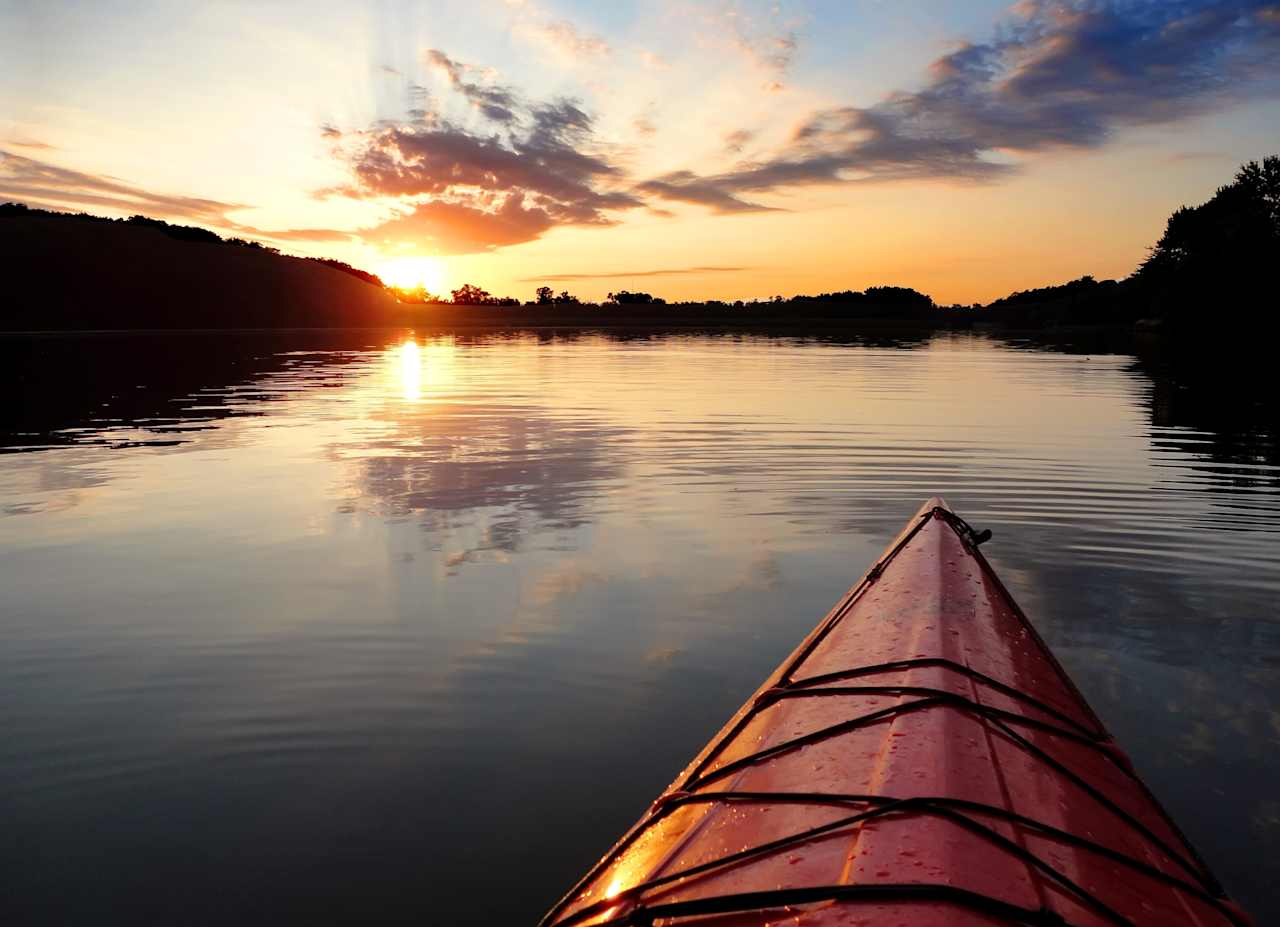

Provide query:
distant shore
left=0, top=312, right=1141, bottom=337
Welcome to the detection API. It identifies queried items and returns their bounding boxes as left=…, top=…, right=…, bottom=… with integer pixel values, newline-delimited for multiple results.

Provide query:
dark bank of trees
left=0, top=204, right=398, bottom=331
left=0, top=202, right=387, bottom=289
left=980, top=275, right=1129, bottom=328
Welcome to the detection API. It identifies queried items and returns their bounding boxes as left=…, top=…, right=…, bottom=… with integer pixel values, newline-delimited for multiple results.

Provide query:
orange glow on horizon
left=380, top=256, right=448, bottom=296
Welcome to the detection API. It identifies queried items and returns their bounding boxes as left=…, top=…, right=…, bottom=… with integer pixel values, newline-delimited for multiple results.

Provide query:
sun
left=379, top=256, right=447, bottom=296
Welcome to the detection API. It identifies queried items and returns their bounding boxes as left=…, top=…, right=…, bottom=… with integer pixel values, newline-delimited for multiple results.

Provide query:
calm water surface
left=2, top=331, right=1277, bottom=924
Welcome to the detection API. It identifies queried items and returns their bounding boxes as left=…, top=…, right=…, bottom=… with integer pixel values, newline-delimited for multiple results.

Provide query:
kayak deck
left=540, top=499, right=1247, bottom=926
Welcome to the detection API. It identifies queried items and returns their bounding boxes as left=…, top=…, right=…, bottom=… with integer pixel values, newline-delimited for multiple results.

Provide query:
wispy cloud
left=1, top=149, right=354, bottom=245
left=636, top=171, right=777, bottom=213
left=519, top=265, right=750, bottom=282
left=5, top=139, right=57, bottom=151
left=720, top=1, right=802, bottom=91
left=645, top=0, right=1280, bottom=210
left=518, top=19, right=610, bottom=61
left=506, top=1, right=610, bottom=64
left=424, top=49, right=520, bottom=124
left=724, top=129, right=755, bottom=154
left=235, top=225, right=353, bottom=243
left=0, top=149, right=244, bottom=223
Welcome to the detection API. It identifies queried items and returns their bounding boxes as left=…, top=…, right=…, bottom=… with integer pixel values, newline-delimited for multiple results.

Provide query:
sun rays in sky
left=2, top=1, right=1279, bottom=303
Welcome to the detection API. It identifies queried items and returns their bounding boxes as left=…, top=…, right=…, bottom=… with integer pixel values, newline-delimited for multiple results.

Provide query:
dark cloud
left=645, top=0, right=1280, bottom=209
left=518, top=265, right=750, bottom=282
left=424, top=49, right=520, bottom=124
left=636, top=171, right=777, bottom=213
left=336, top=51, right=642, bottom=253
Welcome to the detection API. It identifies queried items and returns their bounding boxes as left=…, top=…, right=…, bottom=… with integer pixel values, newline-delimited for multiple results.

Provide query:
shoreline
left=0, top=318, right=1141, bottom=338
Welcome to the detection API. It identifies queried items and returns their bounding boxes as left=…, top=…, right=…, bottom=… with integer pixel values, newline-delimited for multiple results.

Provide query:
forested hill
left=0, top=208, right=398, bottom=331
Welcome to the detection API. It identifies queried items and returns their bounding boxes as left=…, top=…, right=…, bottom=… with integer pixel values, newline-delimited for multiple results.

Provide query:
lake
left=2, top=330, right=1277, bottom=924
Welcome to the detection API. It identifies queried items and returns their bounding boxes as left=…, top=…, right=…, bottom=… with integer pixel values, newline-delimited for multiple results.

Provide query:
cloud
left=2, top=149, right=356, bottom=245
left=0, top=149, right=244, bottom=224
left=424, top=48, right=520, bottom=123
left=505, top=2, right=610, bottom=64
left=518, top=19, right=610, bottom=61
left=738, top=30, right=796, bottom=79
left=721, top=2, right=802, bottom=90
left=518, top=265, right=750, bottom=282
left=239, top=226, right=354, bottom=243
left=724, top=129, right=755, bottom=153
left=5, top=139, right=56, bottom=151
left=644, top=0, right=1280, bottom=209
left=364, top=196, right=555, bottom=254
left=636, top=170, right=777, bottom=213
left=335, top=51, right=642, bottom=253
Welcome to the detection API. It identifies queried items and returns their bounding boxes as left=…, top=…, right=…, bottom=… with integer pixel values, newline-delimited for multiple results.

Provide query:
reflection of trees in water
left=0, top=331, right=377, bottom=451
left=999, top=329, right=1280, bottom=495
left=1, top=329, right=934, bottom=453
left=1135, top=341, right=1279, bottom=494
left=337, top=401, right=628, bottom=561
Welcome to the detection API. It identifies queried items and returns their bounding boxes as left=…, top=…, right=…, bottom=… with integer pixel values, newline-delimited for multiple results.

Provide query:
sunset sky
left=3, top=0, right=1279, bottom=303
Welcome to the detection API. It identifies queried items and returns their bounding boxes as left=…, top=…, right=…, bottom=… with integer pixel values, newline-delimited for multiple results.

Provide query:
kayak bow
left=540, top=499, right=1249, bottom=927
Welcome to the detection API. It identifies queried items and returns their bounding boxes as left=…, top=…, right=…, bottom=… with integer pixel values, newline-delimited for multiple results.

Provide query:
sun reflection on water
left=399, top=339, right=422, bottom=401
left=392, top=336, right=458, bottom=402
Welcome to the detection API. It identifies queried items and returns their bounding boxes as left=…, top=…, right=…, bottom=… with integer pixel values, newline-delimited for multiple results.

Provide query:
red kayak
left=540, top=499, right=1250, bottom=926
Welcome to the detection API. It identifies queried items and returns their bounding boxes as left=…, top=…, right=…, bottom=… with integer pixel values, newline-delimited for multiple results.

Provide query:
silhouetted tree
left=535, top=286, right=554, bottom=305
left=863, top=286, right=934, bottom=310
left=1137, top=155, right=1280, bottom=326
left=607, top=290, right=664, bottom=305
left=451, top=283, right=493, bottom=305
left=390, top=285, right=437, bottom=303
left=553, top=290, right=581, bottom=305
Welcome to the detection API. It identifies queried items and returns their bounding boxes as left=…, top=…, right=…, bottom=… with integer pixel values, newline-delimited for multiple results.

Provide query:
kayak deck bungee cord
left=539, top=498, right=1251, bottom=927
